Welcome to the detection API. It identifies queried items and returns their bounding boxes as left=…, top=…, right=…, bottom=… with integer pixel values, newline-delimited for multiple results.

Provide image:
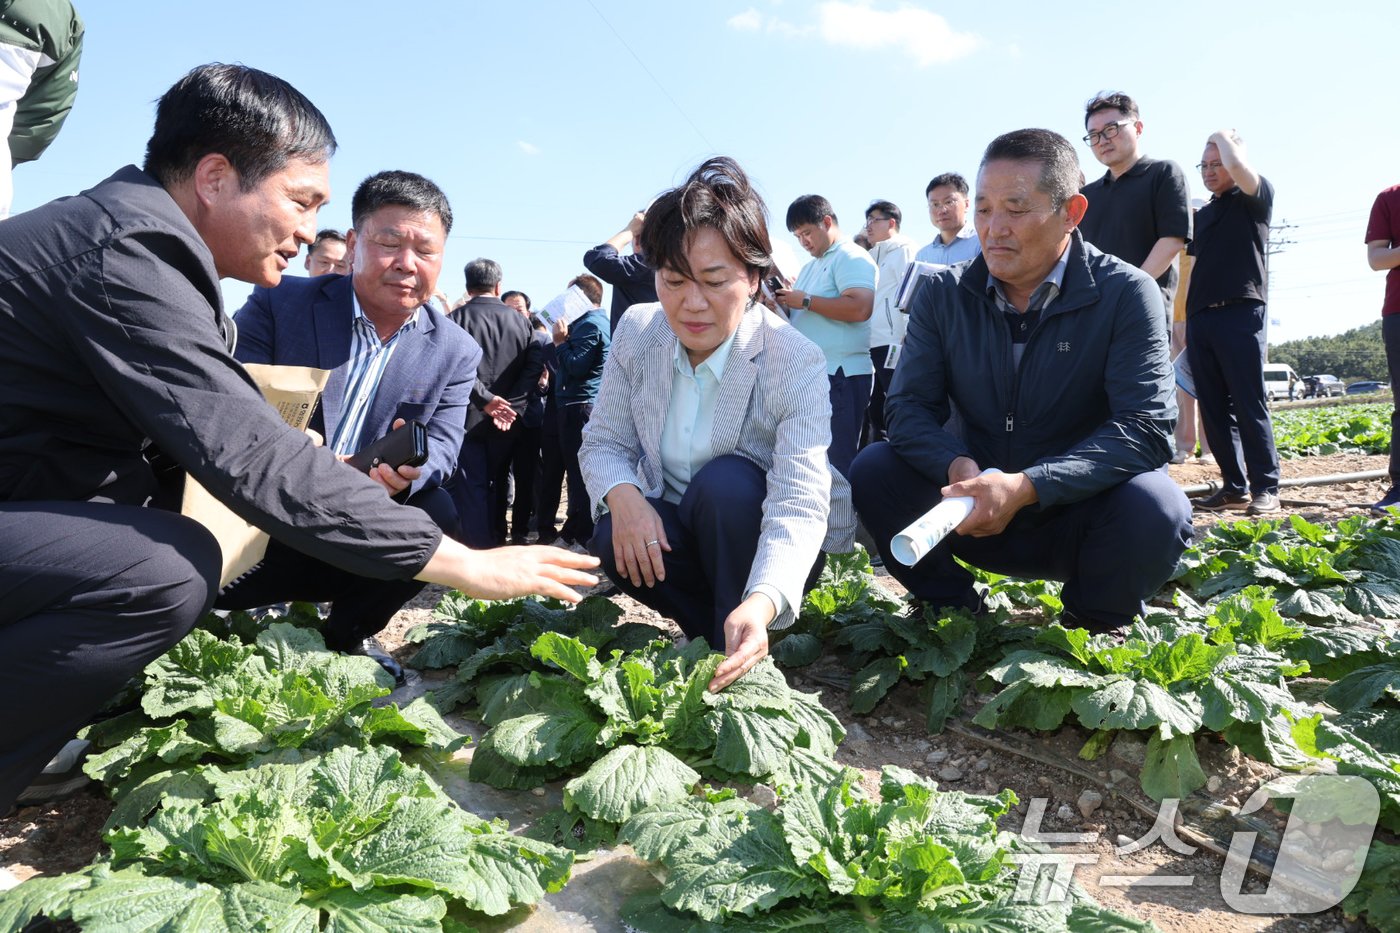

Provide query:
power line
left=583, top=0, right=716, bottom=151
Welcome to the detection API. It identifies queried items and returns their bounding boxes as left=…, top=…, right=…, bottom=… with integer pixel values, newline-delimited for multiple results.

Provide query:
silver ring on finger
left=645, top=539, right=660, bottom=548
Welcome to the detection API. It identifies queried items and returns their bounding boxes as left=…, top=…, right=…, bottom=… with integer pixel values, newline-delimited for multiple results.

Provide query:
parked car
left=1263, top=362, right=1299, bottom=400
left=1302, top=374, right=1346, bottom=398
left=1345, top=381, right=1388, bottom=395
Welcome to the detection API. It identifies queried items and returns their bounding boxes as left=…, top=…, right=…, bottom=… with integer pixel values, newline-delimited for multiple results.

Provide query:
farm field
left=3, top=442, right=1398, bottom=932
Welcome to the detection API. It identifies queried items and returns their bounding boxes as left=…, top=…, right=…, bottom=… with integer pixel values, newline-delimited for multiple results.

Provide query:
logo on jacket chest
left=1056, top=341, right=1071, bottom=353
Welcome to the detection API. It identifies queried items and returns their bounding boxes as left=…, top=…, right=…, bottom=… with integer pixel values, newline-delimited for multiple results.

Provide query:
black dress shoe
left=345, top=637, right=405, bottom=686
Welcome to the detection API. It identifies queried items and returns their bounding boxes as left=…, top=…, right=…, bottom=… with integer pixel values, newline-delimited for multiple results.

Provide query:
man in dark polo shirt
left=1078, top=92, right=1191, bottom=322
left=1365, top=184, right=1400, bottom=513
left=1185, top=129, right=1280, bottom=515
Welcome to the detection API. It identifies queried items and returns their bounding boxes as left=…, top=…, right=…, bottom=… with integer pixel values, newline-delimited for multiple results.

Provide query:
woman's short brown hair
left=639, top=156, right=772, bottom=282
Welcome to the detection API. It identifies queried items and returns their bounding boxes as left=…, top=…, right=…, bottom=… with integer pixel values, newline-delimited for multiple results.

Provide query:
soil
left=3, top=449, right=1393, bottom=931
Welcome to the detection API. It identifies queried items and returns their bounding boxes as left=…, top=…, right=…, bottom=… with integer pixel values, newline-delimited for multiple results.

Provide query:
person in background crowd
left=915, top=172, right=980, bottom=266
left=450, top=258, right=547, bottom=546
left=0, top=63, right=596, bottom=815
left=304, top=227, right=349, bottom=276
left=1366, top=182, right=1400, bottom=514
left=850, top=128, right=1192, bottom=636
left=581, top=156, right=855, bottom=691
left=776, top=195, right=876, bottom=477
left=862, top=198, right=916, bottom=446
left=553, top=273, right=610, bottom=547
left=1185, top=130, right=1280, bottom=515
left=1077, top=90, right=1191, bottom=331
left=584, top=209, right=658, bottom=331
left=0, top=0, right=82, bottom=219
left=500, top=289, right=549, bottom=542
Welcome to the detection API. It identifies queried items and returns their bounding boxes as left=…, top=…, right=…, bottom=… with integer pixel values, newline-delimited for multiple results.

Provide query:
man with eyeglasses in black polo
left=1078, top=93, right=1191, bottom=328
left=1185, top=130, right=1280, bottom=516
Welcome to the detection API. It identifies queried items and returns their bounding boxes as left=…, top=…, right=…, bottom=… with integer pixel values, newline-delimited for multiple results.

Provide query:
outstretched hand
left=455, top=545, right=600, bottom=603
left=708, top=594, right=775, bottom=692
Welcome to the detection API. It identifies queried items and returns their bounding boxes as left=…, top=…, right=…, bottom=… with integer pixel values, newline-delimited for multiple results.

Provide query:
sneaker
left=1169, top=450, right=1189, bottom=465
left=1197, top=453, right=1216, bottom=465
left=1372, top=487, right=1400, bottom=515
left=14, top=739, right=92, bottom=806
left=1193, top=489, right=1249, bottom=512
left=1246, top=491, right=1281, bottom=515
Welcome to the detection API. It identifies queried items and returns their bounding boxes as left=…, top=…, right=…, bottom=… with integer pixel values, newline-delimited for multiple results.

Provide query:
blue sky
left=13, top=1, right=1397, bottom=342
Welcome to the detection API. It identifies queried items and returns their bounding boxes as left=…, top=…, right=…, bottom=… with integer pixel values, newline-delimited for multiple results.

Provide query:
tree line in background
left=1269, top=319, right=1389, bottom=383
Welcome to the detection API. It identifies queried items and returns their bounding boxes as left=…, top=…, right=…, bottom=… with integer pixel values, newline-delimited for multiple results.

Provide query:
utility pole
left=1264, top=219, right=1297, bottom=349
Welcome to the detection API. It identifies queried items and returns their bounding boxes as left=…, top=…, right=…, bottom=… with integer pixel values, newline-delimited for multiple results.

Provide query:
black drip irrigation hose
left=1181, top=470, right=1389, bottom=498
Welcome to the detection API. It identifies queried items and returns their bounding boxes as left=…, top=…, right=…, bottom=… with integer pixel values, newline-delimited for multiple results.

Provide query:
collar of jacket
left=638, top=299, right=767, bottom=364
left=957, top=229, right=1102, bottom=319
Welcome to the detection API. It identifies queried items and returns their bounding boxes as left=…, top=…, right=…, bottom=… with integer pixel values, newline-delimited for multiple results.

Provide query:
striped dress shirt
left=329, top=294, right=421, bottom=455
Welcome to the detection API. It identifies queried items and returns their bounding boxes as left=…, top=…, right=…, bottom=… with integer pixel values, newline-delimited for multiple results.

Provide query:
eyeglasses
left=866, top=216, right=893, bottom=225
left=1082, top=119, right=1133, bottom=146
left=928, top=197, right=964, bottom=210
left=1196, top=160, right=1224, bottom=172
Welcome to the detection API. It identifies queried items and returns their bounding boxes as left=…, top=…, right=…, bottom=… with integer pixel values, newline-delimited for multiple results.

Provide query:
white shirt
left=868, top=231, right=917, bottom=348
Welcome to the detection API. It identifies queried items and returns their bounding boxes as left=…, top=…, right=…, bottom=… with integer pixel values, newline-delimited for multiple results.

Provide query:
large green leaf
left=564, top=744, right=699, bottom=823
left=317, top=887, right=445, bottom=932
left=1140, top=732, right=1207, bottom=802
left=770, top=632, right=824, bottom=668
left=712, top=708, right=803, bottom=778
left=487, top=693, right=602, bottom=768
left=1326, top=661, right=1400, bottom=711
left=660, top=807, right=822, bottom=921
left=849, top=655, right=907, bottom=714
left=1071, top=679, right=1203, bottom=737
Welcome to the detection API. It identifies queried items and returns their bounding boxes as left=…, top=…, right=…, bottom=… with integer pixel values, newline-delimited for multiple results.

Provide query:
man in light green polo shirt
left=776, top=194, right=876, bottom=477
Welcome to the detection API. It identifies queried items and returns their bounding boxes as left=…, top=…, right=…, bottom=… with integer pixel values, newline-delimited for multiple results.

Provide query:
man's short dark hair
left=569, top=274, right=604, bottom=306
left=786, top=194, right=837, bottom=231
left=465, top=258, right=503, bottom=294
left=865, top=199, right=901, bottom=229
left=350, top=170, right=453, bottom=235
left=981, top=129, right=1081, bottom=212
left=501, top=289, right=531, bottom=310
left=1084, top=91, right=1140, bottom=128
left=310, top=229, right=345, bottom=253
left=639, top=156, right=773, bottom=283
left=144, top=63, right=336, bottom=191
left=925, top=173, right=969, bottom=197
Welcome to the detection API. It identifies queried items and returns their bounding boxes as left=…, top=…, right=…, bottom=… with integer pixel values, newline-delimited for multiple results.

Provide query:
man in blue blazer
left=223, top=170, right=481, bottom=681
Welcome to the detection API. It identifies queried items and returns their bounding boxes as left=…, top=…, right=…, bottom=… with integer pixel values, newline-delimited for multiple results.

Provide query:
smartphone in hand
left=345, top=420, right=428, bottom=473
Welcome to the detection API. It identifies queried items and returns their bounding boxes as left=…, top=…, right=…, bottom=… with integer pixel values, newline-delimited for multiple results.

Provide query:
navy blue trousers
left=216, top=485, right=458, bottom=649
left=850, top=442, right=1193, bottom=627
left=454, top=431, right=516, bottom=548
left=1186, top=301, right=1280, bottom=495
left=590, top=455, right=820, bottom=649
left=559, top=402, right=595, bottom=544
left=828, top=368, right=873, bottom=479
left=0, top=503, right=220, bottom=813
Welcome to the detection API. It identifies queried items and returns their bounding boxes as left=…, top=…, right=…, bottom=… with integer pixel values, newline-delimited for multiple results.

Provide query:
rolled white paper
left=890, top=468, right=1001, bottom=566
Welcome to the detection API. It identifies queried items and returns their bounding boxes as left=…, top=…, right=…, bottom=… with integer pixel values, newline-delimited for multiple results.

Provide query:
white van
left=1262, top=362, right=1298, bottom=401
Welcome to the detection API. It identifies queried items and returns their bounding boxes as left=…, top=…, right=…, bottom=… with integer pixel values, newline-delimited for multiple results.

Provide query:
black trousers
left=862, top=345, right=895, bottom=447
left=0, top=502, right=221, bottom=813
left=1186, top=301, right=1280, bottom=495
left=589, top=455, right=821, bottom=649
left=454, top=431, right=516, bottom=548
left=1385, top=315, right=1400, bottom=487
left=216, top=485, right=458, bottom=649
left=850, top=442, right=1194, bottom=628
left=535, top=400, right=565, bottom=540
left=500, top=421, right=542, bottom=543
left=559, top=401, right=595, bottom=544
